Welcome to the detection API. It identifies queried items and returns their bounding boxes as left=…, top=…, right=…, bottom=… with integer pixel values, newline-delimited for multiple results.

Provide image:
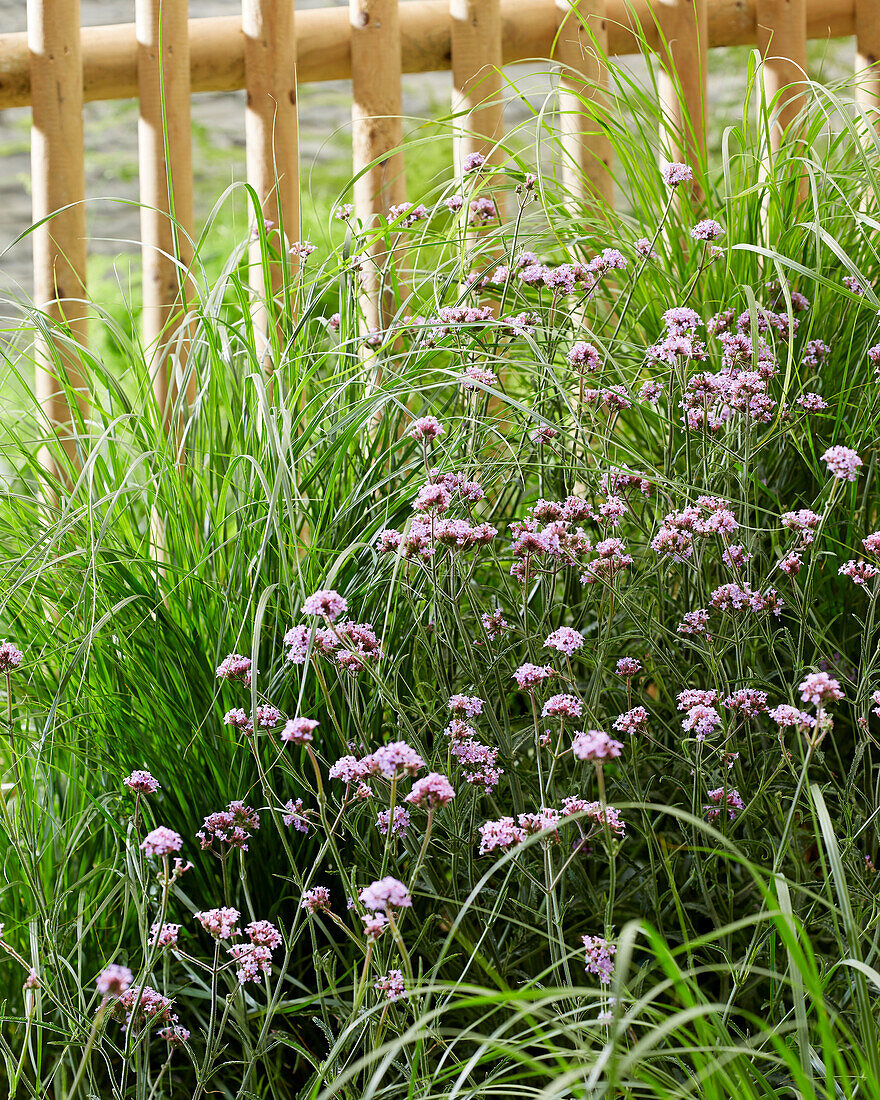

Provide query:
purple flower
left=246, top=920, right=283, bottom=949
left=375, top=969, right=407, bottom=1000
left=124, top=771, right=160, bottom=795
left=567, top=342, right=602, bottom=372
left=0, top=642, right=24, bottom=673
left=282, top=798, right=310, bottom=832
left=96, top=964, right=133, bottom=998
left=469, top=196, right=497, bottom=224
left=799, top=672, right=844, bottom=707
left=613, top=707, right=648, bottom=735
left=359, top=877, right=412, bottom=912
left=572, top=730, right=623, bottom=761
left=768, top=704, right=815, bottom=730
left=195, top=907, right=240, bottom=938
left=449, top=694, right=484, bottom=718
left=463, top=151, right=486, bottom=173
left=376, top=806, right=411, bottom=837
left=821, top=445, right=862, bottom=481
left=635, top=237, right=658, bottom=259
left=215, top=653, right=252, bottom=686
left=229, top=943, right=273, bottom=984
left=300, top=888, right=332, bottom=915
left=282, top=717, right=319, bottom=744
left=478, top=816, right=526, bottom=854
left=334, top=203, right=353, bottom=221
left=513, top=663, right=555, bottom=690
left=302, top=589, right=348, bottom=621
left=405, top=772, right=455, bottom=808
left=149, top=923, right=181, bottom=949
left=542, top=694, right=583, bottom=719
left=197, top=800, right=260, bottom=853
left=661, top=162, right=694, bottom=187
left=363, top=913, right=388, bottom=940
left=615, top=658, right=641, bottom=678
left=364, top=741, right=425, bottom=778
left=705, top=787, right=744, bottom=821
left=141, top=827, right=183, bottom=858
left=839, top=560, right=879, bottom=585
left=582, top=935, right=616, bottom=983
left=691, top=219, right=724, bottom=242
left=544, top=627, right=584, bottom=657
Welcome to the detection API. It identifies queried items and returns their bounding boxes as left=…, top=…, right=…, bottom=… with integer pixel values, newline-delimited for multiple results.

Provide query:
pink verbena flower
left=615, top=657, right=641, bottom=678
left=478, top=816, right=526, bottom=854
left=662, top=162, right=693, bottom=186
left=329, top=755, right=370, bottom=784
left=302, top=589, right=348, bottom=621
left=768, top=704, right=815, bottom=730
left=159, top=1023, right=189, bottom=1046
left=681, top=705, right=722, bottom=741
left=246, top=920, right=282, bottom=949
left=149, top=923, right=180, bottom=949
left=781, top=509, right=821, bottom=545
left=799, top=672, right=844, bottom=706
left=407, top=416, right=443, bottom=441
left=282, top=798, right=310, bottom=832
left=141, top=827, right=183, bottom=858
left=124, top=771, right=159, bottom=794
left=567, top=342, right=602, bottom=372
left=365, top=741, right=425, bottom=778
left=839, top=560, right=879, bottom=585
left=542, top=694, right=583, bottom=719
left=96, top=964, right=133, bottom=998
left=375, top=969, right=407, bottom=1001
left=513, top=663, right=555, bottom=690
left=822, top=445, right=862, bottom=481
left=863, top=531, right=880, bottom=555
left=705, top=787, right=744, bottom=821
left=195, top=907, right=240, bottom=938
left=871, top=690, right=880, bottom=718
left=572, top=730, right=623, bottom=761
left=363, top=913, right=388, bottom=940
left=282, top=717, right=319, bottom=744
left=677, top=689, right=718, bottom=709
left=635, top=237, right=658, bottom=258
left=405, top=772, right=456, bottom=808
left=678, top=609, right=710, bottom=635
left=0, top=642, right=24, bottom=672
left=300, top=887, right=332, bottom=914
left=691, top=219, right=724, bottom=241
left=544, top=627, right=585, bottom=657
left=198, top=801, right=260, bottom=853
left=111, top=985, right=174, bottom=1030
left=780, top=551, right=803, bottom=576
left=613, top=707, right=648, bottom=735
left=722, top=689, right=768, bottom=717
left=359, top=877, right=412, bottom=912
left=215, top=653, right=252, bottom=686
left=376, top=806, right=411, bottom=838
left=463, top=151, right=486, bottom=173
left=581, top=935, right=616, bottom=983
left=229, top=943, right=273, bottom=984
left=449, top=694, right=484, bottom=717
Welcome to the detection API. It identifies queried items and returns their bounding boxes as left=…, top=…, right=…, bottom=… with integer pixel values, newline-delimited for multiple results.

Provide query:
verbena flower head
left=195, top=907, right=240, bottom=938
left=359, top=877, right=412, bottom=912
left=111, top=985, right=174, bottom=1031
left=839, top=560, right=879, bottom=585
left=705, top=787, right=745, bottom=821
left=582, top=935, right=616, bottom=983
left=246, top=920, right=282, bottom=949
left=449, top=694, right=483, bottom=717
left=375, top=969, right=407, bottom=1000
left=768, top=704, right=815, bottom=730
left=513, top=663, right=555, bottom=690
left=363, top=912, right=388, bottom=940
left=405, top=772, right=455, bottom=808
left=149, top=923, right=180, bottom=948
left=282, top=798, right=309, bottom=832
left=96, top=964, right=133, bottom=998
left=662, top=162, right=694, bottom=187
left=282, top=717, right=318, bottom=744
left=567, top=342, right=602, bottom=372
left=198, top=800, right=260, bottom=853
left=302, top=589, right=348, bottom=621
left=215, top=653, right=252, bottom=686
left=141, top=826, right=183, bottom=858
left=300, top=887, right=332, bottom=914
left=478, top=816, right=526, bottom=854
left=542, top=694, right=583, bottom=719
left=821, top=445, right=862, bottom=481
left=463, top=151, right=486, bottom=173
left=229, top=943, right=273, bottom=984
left=365, top=741, right=425, bottom=778
left=124, top=770, right=159, bottom=794
left=544, top=627, right=585, bottom=657
left=407, top=416, right=443, bottom=441
left=863, top=531, right=880, bottom=555
left=0, top=641, right=24, bottom=673
left=691, top=219, right=725, bottom=241
left=799, top=672, right=844, bottom=707
left=572, top=730, right=623, bottom=761
left=613, top=706, right=648, bottom=735
left=615, top=657, right=641, bottom=678
left=376, top=806, right=411, bottom=837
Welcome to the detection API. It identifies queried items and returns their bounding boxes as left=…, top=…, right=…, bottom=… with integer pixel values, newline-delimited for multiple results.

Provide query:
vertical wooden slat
left=137, top=0, right=195, bottom=426
left=351, top=0, right=405, bottom=334
left=451, top=0, right=503, bottom=178
left=757, top=0, right=807, bottom=155
left=27, top=0, right=88, bottom=479
left=555, top=0, right=613, bottom=209
left=243, top=0, right=300, bottom=350
left=656, top=0, right=707, bottom=173
left=855, top=0, right=880, bottom=134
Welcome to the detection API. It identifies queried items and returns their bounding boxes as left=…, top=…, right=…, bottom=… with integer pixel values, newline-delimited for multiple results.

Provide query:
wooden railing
left=1, top=0, right=878, bottom=475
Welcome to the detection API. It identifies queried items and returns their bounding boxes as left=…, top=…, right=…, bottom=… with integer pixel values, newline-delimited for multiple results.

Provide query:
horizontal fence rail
left=2, top=0, right=879, bottom=486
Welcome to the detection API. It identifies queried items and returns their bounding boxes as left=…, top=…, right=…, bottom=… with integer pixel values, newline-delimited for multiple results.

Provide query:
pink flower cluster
left=197, top=800, right=260, bottom=853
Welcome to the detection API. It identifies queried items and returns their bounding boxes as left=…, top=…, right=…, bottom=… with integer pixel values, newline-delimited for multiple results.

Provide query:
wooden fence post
left=656, top=0, right=707, bottom=177
left=27, top=0, right=88, bottom=481
left=137, top=0, right=195, bottom=428
left=554, top=0, right=613, bottom=210
left=855, top=0, right=880, bottom=135
left=451, top=0, right=503, bottom=178
left=350, top=0, right=406, bottom=335
left=757, top=0, right=807, bottom=154
left=243, top=0, right=300, bottom=360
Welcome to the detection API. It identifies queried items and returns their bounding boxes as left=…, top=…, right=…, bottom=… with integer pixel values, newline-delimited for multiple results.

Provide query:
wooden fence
left=0, top=0, right=878, bottom=473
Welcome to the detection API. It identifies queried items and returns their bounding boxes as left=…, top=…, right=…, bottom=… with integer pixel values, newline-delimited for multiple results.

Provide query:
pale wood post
left=554, top=0, right=613, bottom=210
left=243, top=0, right=300, bottom=357
left=656, top=0, right=708, bottom=177
left=136, top=0, right=195, bottom=427
left=350, top=0, right=406, bottom=334
left=451, top=0, right=504, bottom=178
left=757, top=0, right=807, bottom=154
left=27, top=0, right=88, bottom=480
left=855, top=0, right=880, bottom=135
